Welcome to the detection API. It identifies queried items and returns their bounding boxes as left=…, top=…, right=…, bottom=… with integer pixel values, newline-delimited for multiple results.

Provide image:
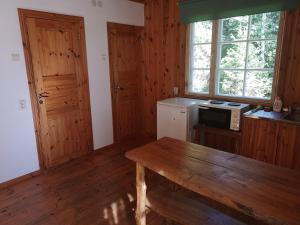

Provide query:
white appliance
left=157, top=98, right=250, bottom=141
left=197, top=100, right=250, bottom=131
left=157, top=98, right=199, bottom=141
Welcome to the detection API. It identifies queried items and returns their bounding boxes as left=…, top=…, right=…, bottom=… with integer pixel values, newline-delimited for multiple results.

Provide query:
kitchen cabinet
left=276, top=123, right=300, bottom=170
left=193, top=124, right=241, bottom=154
left=240, top=117, right=278, bottom=164
left=241, top=116, right=300, bottom=170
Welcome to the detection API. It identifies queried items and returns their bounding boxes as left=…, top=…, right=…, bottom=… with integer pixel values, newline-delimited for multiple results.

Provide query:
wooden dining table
left=125, top=137, right=300, bottom=225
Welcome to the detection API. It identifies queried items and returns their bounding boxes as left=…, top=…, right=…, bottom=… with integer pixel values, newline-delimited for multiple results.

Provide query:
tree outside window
left=188, top=12, right=281, bottom=100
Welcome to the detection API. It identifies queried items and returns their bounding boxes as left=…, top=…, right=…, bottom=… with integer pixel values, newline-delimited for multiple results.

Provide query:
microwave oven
left=198, top=101, right=250, bottom=131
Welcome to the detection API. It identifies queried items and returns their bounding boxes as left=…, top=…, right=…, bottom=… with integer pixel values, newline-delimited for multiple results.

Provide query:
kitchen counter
left=244, top=109, right=300, bottom=125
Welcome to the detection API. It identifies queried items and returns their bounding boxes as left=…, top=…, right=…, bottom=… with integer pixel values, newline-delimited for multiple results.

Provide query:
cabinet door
left=276, top=123, right=300, bottom=170
left=157, top=105, right=187, bottom=141
left=241, top=117, right=278, bottom=164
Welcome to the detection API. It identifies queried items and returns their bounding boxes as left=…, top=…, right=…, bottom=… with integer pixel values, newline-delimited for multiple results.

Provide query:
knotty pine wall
left=142, top=0, right=186, bottom=136
left=278, top=8, right=300, bottom=107
left=142, top=0, right=300, bottom=136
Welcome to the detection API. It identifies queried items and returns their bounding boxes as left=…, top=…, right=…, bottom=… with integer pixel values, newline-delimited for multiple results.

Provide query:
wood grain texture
left=126, top=137, right=300, bottom=225
left=275, top=122, right=300, bottom=170
left=107, top=23, right=144, bottom=142
left=147, top=186, right=247, bottom=225
left=241, top=116, right=300, bottom=171
left=136, top=163, right=146, bottom=225
left=0, top=139, right=165, bottom=225
left=278, top=7, right=300, bottom=107
left=18, top=9, right=93, bottom=169
left=193, top=124, right=242, bottom=154
left=142, top=0, right=186, bottom=136
left=240, top=117, right=279, bottom=164
left=0, top=171, right=40, bottom=191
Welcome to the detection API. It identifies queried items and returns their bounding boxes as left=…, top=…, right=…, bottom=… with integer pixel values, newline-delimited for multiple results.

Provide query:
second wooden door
left=108, top=23, right=143, bottom=143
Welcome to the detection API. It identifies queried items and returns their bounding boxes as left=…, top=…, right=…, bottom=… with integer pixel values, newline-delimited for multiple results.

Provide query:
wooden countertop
left=126, top=137, right=300, bottom=225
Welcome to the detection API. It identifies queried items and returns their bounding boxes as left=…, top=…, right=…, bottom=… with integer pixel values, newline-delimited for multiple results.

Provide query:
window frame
left=185, top=12, right=286, bottom=105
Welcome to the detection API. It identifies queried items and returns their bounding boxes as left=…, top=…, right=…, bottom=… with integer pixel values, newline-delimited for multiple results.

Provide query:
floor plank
left=0, top=138, right=165, bottom=225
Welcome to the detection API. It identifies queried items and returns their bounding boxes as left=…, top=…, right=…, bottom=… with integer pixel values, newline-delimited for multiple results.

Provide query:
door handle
left=37, top=92, right=50, bottom=104
left=38, top=92, right=50, bottom=99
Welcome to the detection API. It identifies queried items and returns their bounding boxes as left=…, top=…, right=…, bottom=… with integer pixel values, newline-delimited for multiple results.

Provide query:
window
left=187, top=12, right=282, bottom=100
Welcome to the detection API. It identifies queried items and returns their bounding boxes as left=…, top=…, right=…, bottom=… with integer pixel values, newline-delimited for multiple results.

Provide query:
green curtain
left=180, top=0, right=299, bottom=24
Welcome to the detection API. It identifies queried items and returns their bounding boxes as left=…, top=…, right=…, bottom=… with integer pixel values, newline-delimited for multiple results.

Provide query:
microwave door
left=198, top=107, right=231, bottom=129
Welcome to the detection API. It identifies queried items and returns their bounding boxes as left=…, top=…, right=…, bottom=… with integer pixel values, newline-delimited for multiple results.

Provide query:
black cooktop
left=228, top=102, right=242, bottom=107
left=210, top=100, right=225, bottom=105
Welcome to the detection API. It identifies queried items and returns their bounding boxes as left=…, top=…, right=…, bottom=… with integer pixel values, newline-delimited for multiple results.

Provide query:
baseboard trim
left=0, top=170, right=41, bottom=190
left=94, top=143, right=115, bottom=152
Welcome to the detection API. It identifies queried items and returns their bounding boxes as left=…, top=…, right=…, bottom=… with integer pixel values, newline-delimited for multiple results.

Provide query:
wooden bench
left=146, top=185, right=247, bottom=225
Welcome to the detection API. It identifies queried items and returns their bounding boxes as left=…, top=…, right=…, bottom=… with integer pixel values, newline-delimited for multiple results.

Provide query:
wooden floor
left=0, top=139, right=166, bottom=225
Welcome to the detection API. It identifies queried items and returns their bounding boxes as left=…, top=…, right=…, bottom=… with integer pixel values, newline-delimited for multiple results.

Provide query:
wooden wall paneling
left=143, top=0, right=163, bottom=136
left=278, top=8, right=300, bottom=107
left=178, top=22, right=187, bottom=96
left=143, top=0, right=186, bottom=136
left=161, top=0, right=175, bottom=99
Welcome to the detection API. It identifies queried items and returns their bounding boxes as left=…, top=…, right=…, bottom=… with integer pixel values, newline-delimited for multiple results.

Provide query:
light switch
left=11, top=53, right=20, bottom=61
left=101, top=54, right=107, bottom=61
left=19, top=100, right=26, bottom=110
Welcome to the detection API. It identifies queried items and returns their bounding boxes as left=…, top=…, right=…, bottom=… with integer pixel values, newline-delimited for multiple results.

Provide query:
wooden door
left=19, top=9, right=93, bottom=168
left=108, top=23, right=143, bottom=142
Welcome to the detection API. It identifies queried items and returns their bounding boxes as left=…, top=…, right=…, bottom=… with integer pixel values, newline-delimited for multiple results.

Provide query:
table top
left=126, top=137, right=300, bottom=225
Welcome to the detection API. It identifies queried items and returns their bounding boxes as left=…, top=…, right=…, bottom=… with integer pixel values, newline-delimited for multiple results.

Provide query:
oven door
left=198, top=106, right=231, bottom=129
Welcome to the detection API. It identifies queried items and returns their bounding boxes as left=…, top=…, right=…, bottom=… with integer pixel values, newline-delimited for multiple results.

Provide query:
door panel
left=108, top=23, right=143, bottom=142
left=19, top=10, right=93, bottom=168
left=157, top=105, right=187, bottom=141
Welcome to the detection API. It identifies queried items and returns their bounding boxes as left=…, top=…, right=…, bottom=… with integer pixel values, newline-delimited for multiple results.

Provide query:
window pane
left=192, top=44, right=211, bottom=68
left=189, top=69, right=210, bottom=93
left=221, top=16, right=249, bottom=41
left=218, top=70, right=244, bottom=96
left=220, top=43, right=246, bottom=69
left=250, top=12, right=280, bottom=40
left=245, top=71, right=273, bottom=99
left=248, top=41, right=277, bottom=69
left=193, top=21, right=213, bottom=43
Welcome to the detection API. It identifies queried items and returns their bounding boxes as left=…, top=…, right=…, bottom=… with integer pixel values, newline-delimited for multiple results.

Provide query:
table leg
left=136, top=163, right=146, bottom=225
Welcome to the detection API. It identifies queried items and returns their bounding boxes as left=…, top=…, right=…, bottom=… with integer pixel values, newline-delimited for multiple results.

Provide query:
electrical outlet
left=91, top=0, right=97, bottom=7
left=19, top=99, right=26, bottom=110
left=11, top=53, right=20, bottom=61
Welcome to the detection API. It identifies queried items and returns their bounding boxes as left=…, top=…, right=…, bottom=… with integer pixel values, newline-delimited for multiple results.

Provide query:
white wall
left=0, top=0, right=144, bottom=183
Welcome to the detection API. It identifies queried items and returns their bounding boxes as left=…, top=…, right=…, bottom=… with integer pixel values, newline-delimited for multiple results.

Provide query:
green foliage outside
left=191, top=12, right=280, bottom=99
